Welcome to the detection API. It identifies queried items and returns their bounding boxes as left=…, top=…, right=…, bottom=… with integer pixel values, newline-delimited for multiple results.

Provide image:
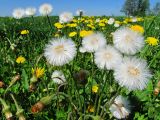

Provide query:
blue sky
left=0, top=0, right=159, bottom=16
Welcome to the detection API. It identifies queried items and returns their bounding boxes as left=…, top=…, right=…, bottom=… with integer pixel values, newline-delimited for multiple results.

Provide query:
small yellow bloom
left=32, top=67, right=45, bottom=78
left=69, top=32, right=77, bottom=37
left=145, top=37, right=159, bottom=46
left=67, top=23, right=77, bottom=27
left=87, top=105, right=94, bottom=113
left=16, top=56, right=26, bottom=64
left=92, top=85, right=99, bottom=93
left=130, top=25, right=144, bottom=34
left=21, top=30, right=29, bottom=35
left=99, top=22, right=105, bottom=27
left=54, top=23, right=64, bottom=29
left=137, top=17, right=144, bottom=22
left=80, top=30, right=93, bottom=37
left=115, top=21, right=121, bottom=24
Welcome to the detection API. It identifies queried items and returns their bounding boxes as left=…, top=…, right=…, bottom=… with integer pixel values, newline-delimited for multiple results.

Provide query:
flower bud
left=31, top=94, right=54, bottom=113
left=0, top=98, right=13, bottom=120
left=74, top=69, right=89, bottom=86
left=154, top=88, right=159, bottom=96
left=0, top=81, right=5, bottom=88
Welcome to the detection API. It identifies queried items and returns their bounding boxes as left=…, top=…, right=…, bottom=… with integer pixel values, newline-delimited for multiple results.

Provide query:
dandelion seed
left=109, top=95, right=130, bottom=119
left=108, top=18, right=115, bottom=25
left=59, top=12, right=73, bottom=23
left=113, top=27, right=144, bottom=55
left=114, top=57, right=152, bottom=90
left=44, top=38, right=77, bottom=66
left=94, top=45, right=122, bottom=70
left=12, top=8, right=25, bottom=19
left=25, top=7, right=36, bottom=16
left=82, top=32, right=106, bottom=52
left=51, top=70, right=66, bottom=84
left=39, top=3, right=53, bottom=16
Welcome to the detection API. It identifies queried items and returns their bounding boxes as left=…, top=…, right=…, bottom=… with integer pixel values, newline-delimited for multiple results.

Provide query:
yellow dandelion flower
left=137, top=17, right=144, bottom=22
left=130, top=25, right=144, bottom=34
left=99, top=22, right=105, bottom=27
left=21, top=30, right=29, bottom=35
left=32, top=67, right=45, bottom=78
left=72, top=19, right=77, bottom=23
left=67, top=23, right=77, bottom=27
left=115, top=21, right=121, bottom=24
left=80, top=30, right=93, bottom=37
left=145, top=37, right=159, bottom=46
left=16, top=56, right=26, bottom=64
left=54, top=22, right=64, bottom=29
left=87, top=105, right=94, bottom=113
left=92, top=85, right=99, bottom=93
left=69, top=32, right=77, bottom=37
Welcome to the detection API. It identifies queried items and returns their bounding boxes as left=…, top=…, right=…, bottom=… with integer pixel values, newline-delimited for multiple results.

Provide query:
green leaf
left=22, top=69, right=29, bottom=91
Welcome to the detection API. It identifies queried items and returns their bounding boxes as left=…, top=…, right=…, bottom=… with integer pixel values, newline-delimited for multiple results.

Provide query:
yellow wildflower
left=80, top=30, right=93, bottom=37
left=16, top=56, right=26, bottom=64
left=115, top=21, right=121, bottom=24
left=21, top=30, right=29, bottom=35
left=99, top=22, right=105, bottom=27
left=69, top=32, right=77, bottom=37
left=145, top=37, right=159, bottom=46
left=32, top=67, right=45, bottom=78
left=87, top=24, right=95, bottom=29
left=72, top=19, right=77, bottom=23
left=130, top=25, right=144, bottom=34
left=137, top=17, right=144, bottom=22
left=67, top=23, right=77, bottom=27
left=54, top=23, right=64, bottom=29
left=87, top=105, right=94, bottom=113
left=92, top=85, right=99, bottom=93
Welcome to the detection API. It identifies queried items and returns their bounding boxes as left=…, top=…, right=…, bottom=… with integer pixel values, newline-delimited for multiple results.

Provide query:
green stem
left=10, top=94, right=20, bottom=110
left=47, top=15, right=53, bottom=30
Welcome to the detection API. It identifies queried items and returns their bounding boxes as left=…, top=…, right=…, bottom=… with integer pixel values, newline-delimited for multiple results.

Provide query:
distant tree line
left=121, top=0, right=160, bottom=16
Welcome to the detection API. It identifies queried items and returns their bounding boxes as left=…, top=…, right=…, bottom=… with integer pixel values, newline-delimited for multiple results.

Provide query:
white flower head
left=25, top=7, right=36, bottom=16
left=95, top=18, right=100, bottom=23
left=109, top=95, right=130, bottom=119
left=12, top=8, right=25, bottom=19
left=76, top=9, right=84, bottom=16
left=39, top=3, right=53, bottom=15
left=94, top=45, right=122, bottom=70
left=59, top=12, right=73, bottom=23
left=114, top=23, right=120, bottom=27
left=113, top=27, right=144, bottom=55
left=108, top=18, right=115, bottom=25
left=51, top=70, right=66, bottom=84
left=79, top=47, right=86, bottom=53
left=131, top=17, right=137, bottom=22
left=82, top=32, right=107, bottom=52
left=44, top=38, right=77, bottom=66
left=114, top=57, right=152, bottom=90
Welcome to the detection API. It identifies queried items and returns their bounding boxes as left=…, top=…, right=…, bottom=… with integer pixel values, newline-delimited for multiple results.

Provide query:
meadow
left=0, top=12, right=160, bottom=120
